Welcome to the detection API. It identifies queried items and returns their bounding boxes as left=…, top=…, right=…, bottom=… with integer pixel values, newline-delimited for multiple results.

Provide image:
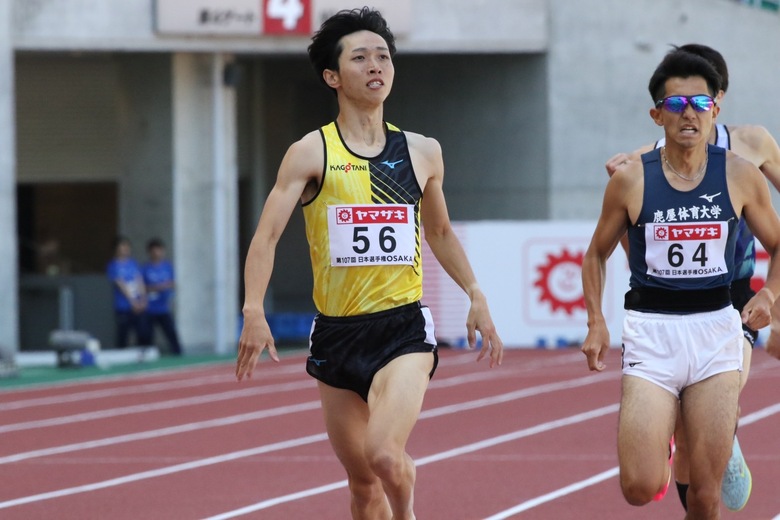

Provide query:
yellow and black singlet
left=303, top=121, right=423, bottom=316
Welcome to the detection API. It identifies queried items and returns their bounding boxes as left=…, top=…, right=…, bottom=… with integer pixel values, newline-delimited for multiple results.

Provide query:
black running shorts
left=306, top=301, right=438, bottom=402
left=730, top=278, right=758, bottom=348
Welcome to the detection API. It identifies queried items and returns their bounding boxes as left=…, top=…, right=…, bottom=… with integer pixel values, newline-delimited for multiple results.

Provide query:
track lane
left=0, top=349, right=776, bottom=519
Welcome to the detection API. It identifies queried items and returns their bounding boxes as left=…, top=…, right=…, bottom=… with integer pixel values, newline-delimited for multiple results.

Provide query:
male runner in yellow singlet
left=236, top=8, right=503, bottom=520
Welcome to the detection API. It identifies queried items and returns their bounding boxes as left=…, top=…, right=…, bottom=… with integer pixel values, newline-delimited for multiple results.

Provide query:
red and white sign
left=423, top=221, right=771, bottom=348
left=653, top=223, right=722, bottom=241
left=335, top=206, right=409, bottom=225
left=155, top=0, right=262, bottom=36
left=753, top=246, right=769, bottom=293
left=263, top=0, right=311, bottom=35
left=531, top=247, right=586, bottom=317
left=422, top=221, right=627, bottom=349
left=155, top=0, right=410, bottom=36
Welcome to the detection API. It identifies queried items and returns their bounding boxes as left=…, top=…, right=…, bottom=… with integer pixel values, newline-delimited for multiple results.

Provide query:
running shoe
left=653, top=436, right=675, bottom=501
left=722, top=435, right=752, bottom=511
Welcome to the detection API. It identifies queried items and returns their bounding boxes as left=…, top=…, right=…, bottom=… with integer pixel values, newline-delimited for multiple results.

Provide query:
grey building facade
left=2, top=0, right=778, bottom=354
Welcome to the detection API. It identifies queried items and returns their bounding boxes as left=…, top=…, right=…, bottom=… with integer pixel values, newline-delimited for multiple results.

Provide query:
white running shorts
left=621, top=306, right=743, bottom=396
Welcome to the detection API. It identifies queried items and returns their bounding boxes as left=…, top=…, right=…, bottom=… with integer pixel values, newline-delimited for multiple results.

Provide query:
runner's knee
left=620, top=472, right=662, bottom=506
left=347, top=472, right=384, bottom=501
left=686, top=484, right=720, bottom=515
left=367, top=446, right=411, bottom=483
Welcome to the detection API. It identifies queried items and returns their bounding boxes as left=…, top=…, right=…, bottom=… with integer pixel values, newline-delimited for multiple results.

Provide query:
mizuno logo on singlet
left=380, top=159, right=404, bottom=169
left=699, top=192, right=721, bottom=203
left=308, top=357, right=327, bottom=367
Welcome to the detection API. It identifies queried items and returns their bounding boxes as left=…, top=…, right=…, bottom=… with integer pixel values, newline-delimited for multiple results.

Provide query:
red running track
left=0, top=348, right=779, bottom=519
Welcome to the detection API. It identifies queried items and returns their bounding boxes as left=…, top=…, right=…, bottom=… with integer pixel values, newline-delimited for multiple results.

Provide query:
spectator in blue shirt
left=107, top=236, right=149, bottom=348
left=142, top=238, right=182, bottom=355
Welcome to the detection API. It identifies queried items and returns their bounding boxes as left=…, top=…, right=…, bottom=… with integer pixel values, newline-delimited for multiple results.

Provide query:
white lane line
left=0, top=401, right=322, bottom=464
left=0, top=360, right=239, bottom=394
left=203, top=404, right=620, bottom=519
left=422, top=372, right=613, bottom=419
left=0, top=374, right=233, bottom=411
left=0, top=373, right=618, bottom=509
left=0, top=350, right=578, bottom=411
left=0, top=353, right=605, bottom=434
left=0, top=372, right=613, bottom=464
left=739, top=402, right=780, bottom=426
left=0, top=362, right=308, bottom=411
left=483, top=401, right=780, bottom=519
left=415, top=405, right=619, bottom=465
left=483, top=468, right=620, bottom=520
left=0, top=380, right=316, bottom=434
left=0, top=349, right=582, bottom=412
left=0, top=434, right=329, bottom=509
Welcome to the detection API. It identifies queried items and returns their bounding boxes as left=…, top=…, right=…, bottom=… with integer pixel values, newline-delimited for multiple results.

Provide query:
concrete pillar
left=118, top=54, right=174, bottom=255
left=0, top=0, right=19, bottom=352
left=172, top=53, right=239, bottom=354
left=242, top=62, right=272, bottom=309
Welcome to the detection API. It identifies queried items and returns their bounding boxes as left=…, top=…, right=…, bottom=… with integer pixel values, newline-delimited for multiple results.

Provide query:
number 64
left=667, top=242, right=707, bottom=267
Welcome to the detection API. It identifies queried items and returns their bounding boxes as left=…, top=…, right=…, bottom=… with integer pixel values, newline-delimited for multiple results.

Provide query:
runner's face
left=330, top=30, right=394, bottom=103
left=651, top=76, right=720, bottom=150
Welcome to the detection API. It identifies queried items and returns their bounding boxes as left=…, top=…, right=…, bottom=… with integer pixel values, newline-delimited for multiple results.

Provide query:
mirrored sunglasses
left=655, top=95, right=715, bottom=113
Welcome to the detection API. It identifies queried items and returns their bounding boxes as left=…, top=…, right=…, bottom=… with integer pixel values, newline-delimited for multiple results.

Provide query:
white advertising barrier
left=421, top=221, right=770, bottom=349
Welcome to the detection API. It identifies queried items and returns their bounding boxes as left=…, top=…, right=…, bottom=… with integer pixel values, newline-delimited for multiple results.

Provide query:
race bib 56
left=327, top=205, right=416, bottom=267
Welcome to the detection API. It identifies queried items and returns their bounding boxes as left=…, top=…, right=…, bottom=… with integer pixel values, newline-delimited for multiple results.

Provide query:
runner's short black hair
left=307, top=7, right=396, bottom=91
left=675, top=43, right=729, bottom=93
left=648, top=49, right=722, bottom=103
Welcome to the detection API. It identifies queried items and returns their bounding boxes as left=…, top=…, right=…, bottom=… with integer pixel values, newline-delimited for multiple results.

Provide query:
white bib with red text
left=327, top=204, right=416, bottom=267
